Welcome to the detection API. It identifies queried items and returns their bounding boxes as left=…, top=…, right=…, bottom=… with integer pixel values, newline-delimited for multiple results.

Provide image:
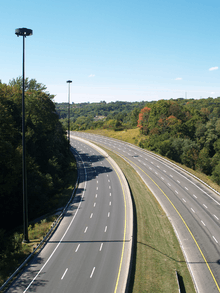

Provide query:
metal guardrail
left=0, top=163, right=79, bottom=292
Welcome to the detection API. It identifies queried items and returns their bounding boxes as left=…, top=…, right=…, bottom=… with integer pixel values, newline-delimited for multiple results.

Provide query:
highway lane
left=73, top=131, right=220, bottom=293
left=6, top=137, right=131, bottom=293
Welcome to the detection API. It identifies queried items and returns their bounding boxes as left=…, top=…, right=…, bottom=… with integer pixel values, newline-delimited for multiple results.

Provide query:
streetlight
left=66, top=80, right=72, bottom=145
left=15, top=27, right=33, bottom=243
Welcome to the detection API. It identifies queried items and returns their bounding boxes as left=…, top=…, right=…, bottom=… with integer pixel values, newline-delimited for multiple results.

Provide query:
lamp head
left=15, top=28, right=33, bottom=37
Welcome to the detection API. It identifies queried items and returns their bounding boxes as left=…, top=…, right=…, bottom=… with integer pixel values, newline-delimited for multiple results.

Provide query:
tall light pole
left=66, top=80, right=72, bottom=145
left=15, top=27, right=33, bottom=243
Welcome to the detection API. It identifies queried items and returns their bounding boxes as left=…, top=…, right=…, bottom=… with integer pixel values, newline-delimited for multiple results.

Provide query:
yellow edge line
left=115, top=151, right=220, bottom=292
left=106, top=158, right=127, bottom=293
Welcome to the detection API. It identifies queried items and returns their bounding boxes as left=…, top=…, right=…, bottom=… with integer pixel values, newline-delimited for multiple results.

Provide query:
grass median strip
left=104, top=148, right=196, bottom=293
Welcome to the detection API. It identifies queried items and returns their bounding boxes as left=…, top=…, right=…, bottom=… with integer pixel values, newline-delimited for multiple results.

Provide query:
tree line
left=0, top=78, right=74, bottom=232
left=56, top=100, right=146, bottom=131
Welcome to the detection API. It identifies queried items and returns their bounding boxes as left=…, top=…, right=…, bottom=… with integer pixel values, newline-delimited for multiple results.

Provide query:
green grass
left=86, top=128, right=143, bottom=145
left=0, top=216, right=57, bottom=287
left=103, top=148, right=196, bottom=293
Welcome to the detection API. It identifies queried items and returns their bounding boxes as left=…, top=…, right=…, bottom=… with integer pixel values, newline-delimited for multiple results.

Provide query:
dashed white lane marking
left=191, top=208, right=195, bottom=213
left=99, top=243, right=103, bottom=251
left=170, top=174, right=173, bottom=177
left=94, top=203, right=96, bottom=207
left=84, top=227, right=88, bottom=233
left=90, top=267, right=95, bottom=278
left=109, top=202, right=111, bottom=206
left=193, top=194, right=197, bottom=199
left=108, top=212, right=110, bottom=217
left=61, top=268, right=68, bottom=280
left=155, top=172, right=158, bottom=175
left=175, top=190, right=178, bottom=194
left=145, top=158, right=148, bottom=160
left=163, top=170, right=166, bottom=173
left=214, top=214, right=219, bottom=220
left=96, top=187, right=98, bottom=190
left=182, top=198, right=186, bottom=202
left=95, top=194, right=97, bottom=198
left=157, top=165, right=160, bottom=168
left=213, top=236, right=218, bottom=243
left=167, top=183, right=171, bottom=186
left=108, top=179, right=110, bottom=182
left=104, top=226, right=107, bottom=232
left=203, top=204, right=208, bottom=209
left=149, top=167, right=152, bottom=170
left=75, top=244, right=80, bottom=252
left=90, top=213, right=93, bottom=219
left=177, top=180, right=180, bottom=183
left=97, top=181, right=98, bottom=183
left=109, top=186, right=111, bottom=189
left=185, top=187, right=188, bottom=190
left=109, top=193, right=111, bottom=196
left=161, top=177, right=164, bottom=180
left=201, top=221, right=206, bottom=226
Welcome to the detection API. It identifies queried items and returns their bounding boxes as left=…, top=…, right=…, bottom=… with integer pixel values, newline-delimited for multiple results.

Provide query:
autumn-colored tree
left=137, top=107, right=151, bottom=134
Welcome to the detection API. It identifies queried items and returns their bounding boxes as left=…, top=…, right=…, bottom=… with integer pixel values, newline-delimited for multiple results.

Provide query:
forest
left=56, top=100, right=146, bottom=131
left=57, top=97, right=220, bottom=185
left=0, top=78, right=74, bottom=232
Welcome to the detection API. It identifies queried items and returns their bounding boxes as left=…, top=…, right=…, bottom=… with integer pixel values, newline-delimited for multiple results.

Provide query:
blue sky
left=1, top=0, right=220, bottom=103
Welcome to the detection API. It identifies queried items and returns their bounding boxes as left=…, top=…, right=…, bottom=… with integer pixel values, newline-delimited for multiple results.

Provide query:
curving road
left=6, top=137, right=132, bottom=293
left=72, top=131, right=220, bottom=293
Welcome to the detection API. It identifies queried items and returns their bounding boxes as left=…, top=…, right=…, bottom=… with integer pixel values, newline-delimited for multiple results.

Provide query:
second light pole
left=66, top=80, right=72, bottom=145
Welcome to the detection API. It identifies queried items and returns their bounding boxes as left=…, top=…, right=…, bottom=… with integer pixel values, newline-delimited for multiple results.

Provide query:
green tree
left=0, top=79, right=71, bottom=231
left=180, top=139, right=199, bottom=169
left=196, top=148, right=211, bottom=175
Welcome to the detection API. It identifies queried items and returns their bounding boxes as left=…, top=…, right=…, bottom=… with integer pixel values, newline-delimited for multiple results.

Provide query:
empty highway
left=6, top=137, right=132, bottom=293
left=72, top=131, right=220, bottom=293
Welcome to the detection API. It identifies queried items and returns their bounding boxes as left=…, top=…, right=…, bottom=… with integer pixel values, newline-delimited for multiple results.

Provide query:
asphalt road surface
left=72, top=131, right=220, bottom=293
left=6, top=137, right=132, bottom=293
